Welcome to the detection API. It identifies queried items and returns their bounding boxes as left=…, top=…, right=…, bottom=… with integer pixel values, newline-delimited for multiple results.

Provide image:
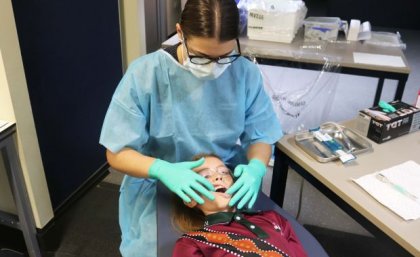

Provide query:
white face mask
left=181, top=41, right=231, bottom=80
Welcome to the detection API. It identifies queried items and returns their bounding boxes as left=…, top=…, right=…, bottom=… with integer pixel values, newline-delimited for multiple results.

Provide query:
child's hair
left=172, top=195, right=206, bottom=233
left=171, top=153, right=222, bottom=233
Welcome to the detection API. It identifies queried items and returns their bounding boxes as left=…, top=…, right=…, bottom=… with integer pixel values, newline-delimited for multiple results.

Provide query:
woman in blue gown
left=99, top=1, right=283, bottom=256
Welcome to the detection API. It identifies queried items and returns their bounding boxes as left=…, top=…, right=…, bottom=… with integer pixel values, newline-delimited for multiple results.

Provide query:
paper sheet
left=357, top=21, right=372, bottom=41
left=353, top=161, right=420, bottom=220
left=353, top=52, right=406, bottom=67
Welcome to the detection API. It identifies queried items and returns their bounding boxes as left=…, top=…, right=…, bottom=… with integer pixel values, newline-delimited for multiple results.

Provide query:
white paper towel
left=347, top=19, right=361, bottom=41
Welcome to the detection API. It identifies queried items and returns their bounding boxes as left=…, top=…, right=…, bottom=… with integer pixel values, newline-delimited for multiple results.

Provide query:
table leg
left=373, top=73, right=408, bottom=105
left=373, top=77, right=385, bottom=106
left=270, top=147, right=290, bottom=207
left=2, top=136, right=42, bottom=257
left=394, top=74, right=409, bottom=101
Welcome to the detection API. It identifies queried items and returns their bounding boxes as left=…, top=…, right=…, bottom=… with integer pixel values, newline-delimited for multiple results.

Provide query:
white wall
left=0, top=0, right=53, bottom=228
left=119, top=0, right=147, bottom=70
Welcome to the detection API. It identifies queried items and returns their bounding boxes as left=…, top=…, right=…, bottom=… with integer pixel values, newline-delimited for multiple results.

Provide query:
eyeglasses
left=197, top=166, right=232, bottom=179
left=184, top=38, right=242, bottom=65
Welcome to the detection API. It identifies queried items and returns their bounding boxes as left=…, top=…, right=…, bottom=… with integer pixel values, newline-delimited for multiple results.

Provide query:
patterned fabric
left=172, top=211, right=308, bottom=257
left=185, top=230, right=288, bottom=257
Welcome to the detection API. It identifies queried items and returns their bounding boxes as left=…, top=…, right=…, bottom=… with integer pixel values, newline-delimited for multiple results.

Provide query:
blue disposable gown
left=99, top=49, right=283, bottom=257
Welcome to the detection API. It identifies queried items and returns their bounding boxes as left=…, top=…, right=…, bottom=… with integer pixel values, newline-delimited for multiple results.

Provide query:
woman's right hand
left=148, top=158, right=215, bottom=204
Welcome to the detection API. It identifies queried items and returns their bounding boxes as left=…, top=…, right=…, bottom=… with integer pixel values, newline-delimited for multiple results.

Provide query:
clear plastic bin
left=303, top=17, right=341, bottom=41
left=365, top=31, right=406, bottom=50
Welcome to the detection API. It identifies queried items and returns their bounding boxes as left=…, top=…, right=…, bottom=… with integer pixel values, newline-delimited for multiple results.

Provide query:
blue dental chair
left=157, top=182, right=329, bottom=257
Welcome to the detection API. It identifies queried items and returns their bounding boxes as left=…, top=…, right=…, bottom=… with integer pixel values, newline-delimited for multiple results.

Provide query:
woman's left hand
left=226, top=159, right=266, bottom=209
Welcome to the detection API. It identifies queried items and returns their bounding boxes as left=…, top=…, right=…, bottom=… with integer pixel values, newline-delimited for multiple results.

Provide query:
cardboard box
left=356, top=101, right=420, bottom=143
left=247, top=1, right=307, bottom=43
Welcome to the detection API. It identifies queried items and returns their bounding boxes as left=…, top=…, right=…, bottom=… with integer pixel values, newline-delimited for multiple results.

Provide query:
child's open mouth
left=214, top=185, right=230, bottom=198
left=215, top=187, right=227, bottom=193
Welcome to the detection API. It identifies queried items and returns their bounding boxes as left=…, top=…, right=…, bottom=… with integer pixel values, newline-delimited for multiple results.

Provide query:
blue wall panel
left=11, top=0, right=123, bottom=210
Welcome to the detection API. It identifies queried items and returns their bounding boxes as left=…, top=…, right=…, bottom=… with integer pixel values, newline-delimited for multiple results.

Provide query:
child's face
left=186, top=156, right=234, bottom=214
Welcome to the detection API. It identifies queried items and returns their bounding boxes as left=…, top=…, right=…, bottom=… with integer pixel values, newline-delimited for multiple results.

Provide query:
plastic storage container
left=303, top=17, right=341, bottom=41
left=364, top=31, right=406, bottom=49
left=246, top=0, right=307, bottom=43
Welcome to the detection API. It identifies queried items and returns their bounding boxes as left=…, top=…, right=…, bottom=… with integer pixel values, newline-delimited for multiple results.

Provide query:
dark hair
left=180, top=0, right=239, bottom=41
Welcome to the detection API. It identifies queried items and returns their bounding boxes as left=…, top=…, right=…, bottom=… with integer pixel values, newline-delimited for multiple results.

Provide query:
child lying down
left=171, top=153, right=308, bottom=257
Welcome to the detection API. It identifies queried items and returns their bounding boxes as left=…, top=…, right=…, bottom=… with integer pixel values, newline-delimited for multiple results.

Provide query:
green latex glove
left=226, top=159, right=266, bottom=209
left=149, top=158, right=215, bottom=204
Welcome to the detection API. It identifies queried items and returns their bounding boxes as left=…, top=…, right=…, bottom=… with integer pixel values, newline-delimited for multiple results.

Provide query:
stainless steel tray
left=295, top=126, right=373, bottom=163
